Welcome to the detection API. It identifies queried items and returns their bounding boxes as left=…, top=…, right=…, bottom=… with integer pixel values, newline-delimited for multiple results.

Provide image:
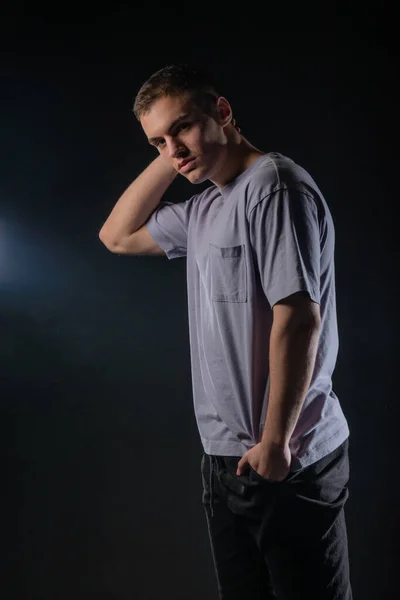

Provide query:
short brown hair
left=132, top=63, right=221, bottom=121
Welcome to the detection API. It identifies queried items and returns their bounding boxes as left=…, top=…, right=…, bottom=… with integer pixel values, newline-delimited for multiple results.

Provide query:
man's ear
left=215, top=96, right=233, bottom=127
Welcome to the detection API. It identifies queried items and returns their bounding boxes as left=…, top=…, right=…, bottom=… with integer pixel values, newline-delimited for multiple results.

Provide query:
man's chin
left=183, top=167, right=207, bottom=184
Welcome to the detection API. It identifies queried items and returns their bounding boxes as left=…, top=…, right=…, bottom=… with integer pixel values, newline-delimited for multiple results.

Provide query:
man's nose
left=167, top=139, right=186, bottom=159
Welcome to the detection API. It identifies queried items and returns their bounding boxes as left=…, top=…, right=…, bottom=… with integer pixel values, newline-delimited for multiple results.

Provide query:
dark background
left=1, top=5, right=398, bottom=600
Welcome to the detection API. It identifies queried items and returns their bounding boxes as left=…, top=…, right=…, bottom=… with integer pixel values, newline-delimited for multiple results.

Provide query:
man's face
left=140, top=94, right=228, bottom=184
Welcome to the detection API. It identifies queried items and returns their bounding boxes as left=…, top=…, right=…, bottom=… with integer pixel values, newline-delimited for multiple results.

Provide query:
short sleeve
left=145, top=195, right=196, bottom=260
left=248, top=188, right=321, bottom=307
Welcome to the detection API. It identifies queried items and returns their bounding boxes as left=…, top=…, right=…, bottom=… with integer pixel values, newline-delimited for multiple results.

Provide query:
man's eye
left=155, top=124, right=190, bottom=148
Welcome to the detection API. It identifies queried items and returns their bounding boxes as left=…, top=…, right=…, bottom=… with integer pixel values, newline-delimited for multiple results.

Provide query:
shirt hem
left=201, top=423, right=350, bottom=469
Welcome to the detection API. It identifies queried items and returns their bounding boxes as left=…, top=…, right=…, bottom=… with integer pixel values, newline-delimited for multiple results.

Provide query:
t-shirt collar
left=219, top=153, right=270, bottom=200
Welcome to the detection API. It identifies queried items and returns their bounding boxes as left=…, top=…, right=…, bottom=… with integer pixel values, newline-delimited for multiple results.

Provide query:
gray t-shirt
left=146, top=152, right=349, bottom=468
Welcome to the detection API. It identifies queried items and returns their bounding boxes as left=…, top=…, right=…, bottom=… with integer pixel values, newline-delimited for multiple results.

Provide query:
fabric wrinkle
left=209, top=454, right=222, bottom=517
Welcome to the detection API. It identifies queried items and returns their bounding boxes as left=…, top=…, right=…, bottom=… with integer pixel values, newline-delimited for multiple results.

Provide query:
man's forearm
left=99, top=155, right=177, bottom=245
left=261, top=319, right=320, bottom=449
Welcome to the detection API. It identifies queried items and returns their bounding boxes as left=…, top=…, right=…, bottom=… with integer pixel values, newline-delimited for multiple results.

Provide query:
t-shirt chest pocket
left=209, top=242, right=247, bottom=303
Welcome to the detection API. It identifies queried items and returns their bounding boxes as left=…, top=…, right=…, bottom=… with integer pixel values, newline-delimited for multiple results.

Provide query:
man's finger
left=236, top=458, right=246, bottom=476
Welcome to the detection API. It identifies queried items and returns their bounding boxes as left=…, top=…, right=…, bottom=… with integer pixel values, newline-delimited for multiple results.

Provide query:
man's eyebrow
left=148, top=113, right=191, bottom=144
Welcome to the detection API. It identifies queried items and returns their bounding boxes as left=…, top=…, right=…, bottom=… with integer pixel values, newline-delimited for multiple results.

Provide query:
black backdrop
left=1, top=6, right=397, bottom=600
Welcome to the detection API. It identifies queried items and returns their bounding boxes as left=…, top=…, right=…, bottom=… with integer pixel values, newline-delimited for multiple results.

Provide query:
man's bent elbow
left=98, top=229, right=121, bottom=253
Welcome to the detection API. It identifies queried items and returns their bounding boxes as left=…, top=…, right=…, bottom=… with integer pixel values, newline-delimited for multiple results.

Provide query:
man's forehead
left=142, top=95, right=191, bottom=125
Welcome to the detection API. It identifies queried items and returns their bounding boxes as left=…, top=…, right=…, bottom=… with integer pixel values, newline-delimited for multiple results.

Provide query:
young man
left=99, top=64, right=353, bottom=600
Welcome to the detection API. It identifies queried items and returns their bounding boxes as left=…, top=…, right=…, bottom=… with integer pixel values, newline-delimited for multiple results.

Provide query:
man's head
left=133, top=64, right=241, bottom=184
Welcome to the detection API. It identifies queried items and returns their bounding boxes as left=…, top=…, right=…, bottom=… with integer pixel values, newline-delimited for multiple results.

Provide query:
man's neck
left=210, top=138, right=265, bottom=189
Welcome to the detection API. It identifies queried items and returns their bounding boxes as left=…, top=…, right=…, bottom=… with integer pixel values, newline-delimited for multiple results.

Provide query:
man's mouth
left=178, top=158, right=196, bottom=172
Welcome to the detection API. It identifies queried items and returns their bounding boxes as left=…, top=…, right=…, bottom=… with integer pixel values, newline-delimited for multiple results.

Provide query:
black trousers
left=201, top=438, right=352, bottom=600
